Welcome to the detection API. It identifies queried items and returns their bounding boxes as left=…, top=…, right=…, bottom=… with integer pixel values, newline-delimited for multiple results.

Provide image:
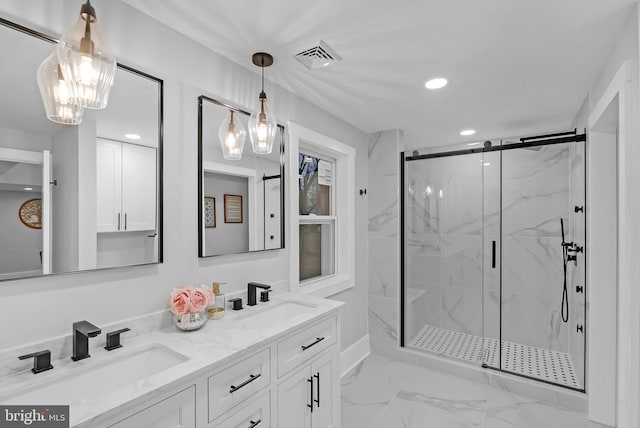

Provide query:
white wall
left=0, top=0, right=369, bottom=351
left=572, top=5, right=640, bottom=427
left=0, top=190, right=43, bottom=275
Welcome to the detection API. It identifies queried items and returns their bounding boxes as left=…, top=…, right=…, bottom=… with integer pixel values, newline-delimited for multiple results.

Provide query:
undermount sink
left=4, top=344, right=188, bottom=405
left=237, top=301, right=316, bottom=325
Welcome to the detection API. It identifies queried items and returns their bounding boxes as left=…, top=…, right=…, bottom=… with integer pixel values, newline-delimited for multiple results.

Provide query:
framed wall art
left=224, top=194, right=243, bottom=223
left=204, top=196, right=216, bottom=228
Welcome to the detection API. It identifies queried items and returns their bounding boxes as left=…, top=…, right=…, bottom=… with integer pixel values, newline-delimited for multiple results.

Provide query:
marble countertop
left=0, top=292, right=343, bottom=427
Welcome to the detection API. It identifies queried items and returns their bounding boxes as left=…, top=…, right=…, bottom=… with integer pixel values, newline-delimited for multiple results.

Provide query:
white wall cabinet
left=97, top=139, right=157, bottom=232
left=109, top=386, right=196, bottom=428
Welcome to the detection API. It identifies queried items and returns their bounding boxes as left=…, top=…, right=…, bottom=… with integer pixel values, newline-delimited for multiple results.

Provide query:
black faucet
left=247, top=282, right=271, bottom=306
left=71, top=321, right=101, bottom=361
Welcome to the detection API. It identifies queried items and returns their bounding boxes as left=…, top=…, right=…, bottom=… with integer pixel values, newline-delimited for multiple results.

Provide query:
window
left=288, top=122, right=355, bottom=297
left=299, top=152, right=335, bottom=282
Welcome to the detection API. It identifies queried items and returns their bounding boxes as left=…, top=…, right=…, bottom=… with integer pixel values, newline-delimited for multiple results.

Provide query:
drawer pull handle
left=248, top=419, right=261, bottom=428
left=301, top=337, right=325, bottom=351
left=307, top=377, right=314, bottom=413
left=314, top=372, right=320, bottom=408
left=230, top=373, right=261, bottom=394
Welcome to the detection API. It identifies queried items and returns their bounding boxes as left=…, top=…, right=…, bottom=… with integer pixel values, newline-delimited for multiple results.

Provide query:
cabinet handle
left=301, top=337, right=325, bottom=351
left=492, top=240, right=496, bottom=269
left=229, top=373, right=261, bottom=394
left=314, top=372, right=320, bottom=408
left=117, top=213, right=121, bottom=231
left=248, top=419, right=261, bottom=428
left=124, top=213, right=128, bottom=230
left=307, top=377, right=314, bottom=413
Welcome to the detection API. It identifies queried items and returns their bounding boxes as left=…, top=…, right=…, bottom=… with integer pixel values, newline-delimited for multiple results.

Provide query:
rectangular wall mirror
left=198, top=95, right=284, bottom=257
left=0, top=17, right=163, bottom=281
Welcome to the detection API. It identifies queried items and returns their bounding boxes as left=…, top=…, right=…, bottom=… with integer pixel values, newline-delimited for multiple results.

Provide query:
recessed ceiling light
left=24, top=187, right=33, bottom=191
left=460, top=129, right=476, bottom=136
left=125, top=133, right=141, bottom=140
left=425, top=78, right=448, bottom=90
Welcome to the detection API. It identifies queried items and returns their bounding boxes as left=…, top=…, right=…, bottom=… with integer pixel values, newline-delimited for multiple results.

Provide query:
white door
left=311, top=351, right=340, bottom=428
left=41, top=150, right=52, bottom=274
left=121, top=143, right=156, bottom=231
left=277, top=366, right=312, bottom=428
left=96, top=139, right=122, bottom=232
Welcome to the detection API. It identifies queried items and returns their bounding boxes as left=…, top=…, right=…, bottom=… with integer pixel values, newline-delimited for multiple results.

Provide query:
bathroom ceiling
left=124, top=0, right=635, bottom=149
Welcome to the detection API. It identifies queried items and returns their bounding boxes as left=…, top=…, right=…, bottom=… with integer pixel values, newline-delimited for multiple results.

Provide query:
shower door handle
left=492, top=241, right=496, bottom=268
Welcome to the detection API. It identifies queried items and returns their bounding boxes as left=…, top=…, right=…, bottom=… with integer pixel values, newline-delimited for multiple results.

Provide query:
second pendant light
left=248, top=52, right=277, bottom=155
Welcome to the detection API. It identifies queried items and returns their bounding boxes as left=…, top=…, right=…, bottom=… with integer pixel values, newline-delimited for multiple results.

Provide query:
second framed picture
left=224, top=194, right=243, bottom=223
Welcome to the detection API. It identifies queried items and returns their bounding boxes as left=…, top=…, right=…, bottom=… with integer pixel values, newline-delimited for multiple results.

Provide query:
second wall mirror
left=198, top=96, right=284, bottom=257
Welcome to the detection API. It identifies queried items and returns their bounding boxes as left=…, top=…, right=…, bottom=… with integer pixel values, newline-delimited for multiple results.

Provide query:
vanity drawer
left=213, top=391, right=271, bottom=428
left=277, top=316, right=336, bottom=377
left=208, top=348, right=271, bottom=422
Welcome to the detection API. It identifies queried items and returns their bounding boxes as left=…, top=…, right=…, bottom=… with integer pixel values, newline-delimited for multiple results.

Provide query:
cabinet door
left=311, top=351, right=340, bottom=428
left=277, top=366, right=312, bottom=428
left=121, top=143, right=157, bottom=231
left=97, top=139, right=122, bottom=232
left=109, top=386, right=195, bottom=428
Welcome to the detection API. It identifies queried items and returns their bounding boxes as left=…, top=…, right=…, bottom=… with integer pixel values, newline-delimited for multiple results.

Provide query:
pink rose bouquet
left=169, top=285, right=215, bottom=315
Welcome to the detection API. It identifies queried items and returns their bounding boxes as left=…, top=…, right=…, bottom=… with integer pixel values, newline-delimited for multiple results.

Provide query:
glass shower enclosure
left=401, top=132, right=586, bottom=391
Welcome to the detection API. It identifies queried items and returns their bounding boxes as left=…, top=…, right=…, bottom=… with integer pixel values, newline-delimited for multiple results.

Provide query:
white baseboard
left=341, top=334, right=370, bottom=377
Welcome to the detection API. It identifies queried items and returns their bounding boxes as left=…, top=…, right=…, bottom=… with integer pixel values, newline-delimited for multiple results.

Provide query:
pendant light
left=248, top=52, right=278, bottom=155
left=218, top=109, right=246, bottom=160
left=57, top=0, right=116, bottom=109
left=36, top=51, right=84, bottom=125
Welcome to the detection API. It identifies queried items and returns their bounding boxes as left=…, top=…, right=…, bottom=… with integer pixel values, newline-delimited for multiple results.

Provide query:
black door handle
left=307, top=377, right=314, bottom=413
left=248, top=419, right=261, bottom=428
left=314, top=372, right=320, bottom=408
left=492, top=240, right=496, bottom=268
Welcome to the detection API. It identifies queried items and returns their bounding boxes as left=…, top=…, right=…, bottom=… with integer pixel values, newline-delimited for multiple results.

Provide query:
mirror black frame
left=197, top=95, right=285, bottom=257
left=0, top=16, right=164, bottom=281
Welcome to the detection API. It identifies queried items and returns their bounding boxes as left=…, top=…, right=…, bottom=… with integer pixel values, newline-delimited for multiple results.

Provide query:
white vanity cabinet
left=276, top=317, right=340, bottom=428
left=76, top=310, right=340, bottom=428
left=108, top=385, right=196, bottom=428
left=97, top=138, right=157, bottom=232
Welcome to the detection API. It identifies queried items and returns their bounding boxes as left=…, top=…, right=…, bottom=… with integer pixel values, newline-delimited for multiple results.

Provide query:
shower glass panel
left=404, top=152, right=487, bottom=365
left=499, top=142, right=585, bottom=389
left=402, top=135, right=586, bottom=391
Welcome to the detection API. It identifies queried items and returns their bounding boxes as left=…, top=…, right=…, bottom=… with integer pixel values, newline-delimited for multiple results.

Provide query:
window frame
left=288, top=121, right=355, bottom=297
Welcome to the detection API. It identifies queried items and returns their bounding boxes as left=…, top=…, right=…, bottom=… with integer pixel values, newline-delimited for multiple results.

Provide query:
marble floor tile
left=342, top=353, right=607, bottom=428
left=341, top=353, right=415, bottom=427
left=482, top=388, right=593, bottom=428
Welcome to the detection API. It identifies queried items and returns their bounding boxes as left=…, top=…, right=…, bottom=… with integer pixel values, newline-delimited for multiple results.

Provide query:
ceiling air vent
left=294, top=40, right=341, bottom=70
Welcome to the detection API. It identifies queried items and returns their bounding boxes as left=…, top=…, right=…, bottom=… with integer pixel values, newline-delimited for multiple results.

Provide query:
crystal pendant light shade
left=218, top=110, right=246, bottom=160
left=248, top=52, right=277, bottom=155
left=248, top=92, right=278, bottom=154
left=57, top=1, right=116, bottom=109
left=36, top=52, right=84, bottom=125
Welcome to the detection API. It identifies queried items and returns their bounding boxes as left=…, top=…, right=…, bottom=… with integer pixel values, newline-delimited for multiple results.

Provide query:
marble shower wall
left=368, top=130, right=403, bottom=357
left=500, top=144, right=571, bottom=352
left=405, top=154, right=485, bottom=337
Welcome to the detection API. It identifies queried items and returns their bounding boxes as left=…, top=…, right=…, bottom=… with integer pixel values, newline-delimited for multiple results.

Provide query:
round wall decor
left=18, top=198, right=42, bottom=229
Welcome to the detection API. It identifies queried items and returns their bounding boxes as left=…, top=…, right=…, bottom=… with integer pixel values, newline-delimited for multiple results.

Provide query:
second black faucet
left=247, top=282, right=271, bottom=306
